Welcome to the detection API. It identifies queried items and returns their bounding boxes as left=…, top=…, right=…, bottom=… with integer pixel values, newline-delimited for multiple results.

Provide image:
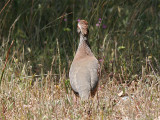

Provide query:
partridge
left=69, top=20, right=99, bottom=100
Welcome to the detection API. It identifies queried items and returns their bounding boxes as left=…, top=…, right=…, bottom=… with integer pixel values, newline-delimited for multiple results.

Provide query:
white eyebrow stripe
left=78, top=23, right=82, bottom=31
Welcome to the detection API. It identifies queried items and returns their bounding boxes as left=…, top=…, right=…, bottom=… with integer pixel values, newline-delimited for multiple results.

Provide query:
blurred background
left=0, top=0, right=160, bottom=84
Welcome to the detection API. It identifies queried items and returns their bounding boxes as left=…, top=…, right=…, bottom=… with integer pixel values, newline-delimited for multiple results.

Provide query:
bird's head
left=77, top=20, right=89, bottom=36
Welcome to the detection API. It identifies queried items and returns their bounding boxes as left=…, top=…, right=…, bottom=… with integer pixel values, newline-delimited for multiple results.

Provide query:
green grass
left=0, top=0, right=160, bottom=119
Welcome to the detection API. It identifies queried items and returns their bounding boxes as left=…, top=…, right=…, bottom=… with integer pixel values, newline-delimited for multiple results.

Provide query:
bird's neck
left=78, top=34, right=90, bottom=48
left=76, top=33, right=93, bottom=57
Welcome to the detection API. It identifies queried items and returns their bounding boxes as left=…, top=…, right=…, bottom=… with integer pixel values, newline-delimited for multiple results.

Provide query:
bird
left=69, top=20, right=100, bottom=101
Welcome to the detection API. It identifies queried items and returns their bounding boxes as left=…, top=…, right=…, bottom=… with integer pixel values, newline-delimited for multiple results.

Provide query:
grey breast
left=69, top=56, right=99, bottom=99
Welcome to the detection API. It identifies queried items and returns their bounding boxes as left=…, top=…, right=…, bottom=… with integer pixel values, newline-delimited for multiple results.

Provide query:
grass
left=0, top=0, right=160, bottom=119
left=0, top=57, right=160, bottom=119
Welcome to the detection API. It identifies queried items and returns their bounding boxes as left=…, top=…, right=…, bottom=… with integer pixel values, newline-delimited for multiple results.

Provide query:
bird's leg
left=72, top=91, right=78, bottom=107
left=96, top=90, right=99, bottom=108
left=85, top=98, right=92, bottom=118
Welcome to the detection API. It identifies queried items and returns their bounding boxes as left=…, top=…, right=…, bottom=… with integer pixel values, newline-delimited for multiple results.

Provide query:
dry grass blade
left=0, top=0, right=11, bottom=15
left=0, top=40, right=14, bottom=85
